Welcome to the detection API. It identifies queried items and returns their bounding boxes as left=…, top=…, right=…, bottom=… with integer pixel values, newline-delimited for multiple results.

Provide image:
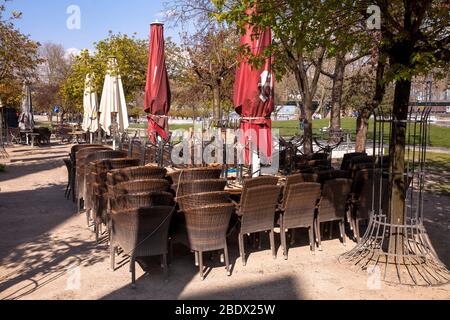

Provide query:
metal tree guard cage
left=340, top=107, right=450, bottom=286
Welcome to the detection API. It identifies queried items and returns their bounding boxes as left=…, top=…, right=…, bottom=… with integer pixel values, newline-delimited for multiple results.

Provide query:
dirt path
left=0, top=143, right=449, bottom=300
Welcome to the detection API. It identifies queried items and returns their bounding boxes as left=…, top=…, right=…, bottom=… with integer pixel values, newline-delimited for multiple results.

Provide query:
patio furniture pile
left=64, top=146, right=395, bottom=287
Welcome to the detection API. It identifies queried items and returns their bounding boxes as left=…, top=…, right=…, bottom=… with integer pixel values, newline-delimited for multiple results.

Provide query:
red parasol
left=144, top=22, right=171, bottom=144
left=233, top=22, right=274, bottom=165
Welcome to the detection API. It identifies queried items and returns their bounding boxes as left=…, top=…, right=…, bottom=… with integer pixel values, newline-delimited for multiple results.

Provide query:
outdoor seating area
left=63, top=143, right=396, bottom=287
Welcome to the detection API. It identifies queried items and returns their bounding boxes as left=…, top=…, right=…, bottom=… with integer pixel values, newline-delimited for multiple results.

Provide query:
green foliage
left=0, top=0, right=42, bottom=106
left=61, top=32, right=150, bottom=113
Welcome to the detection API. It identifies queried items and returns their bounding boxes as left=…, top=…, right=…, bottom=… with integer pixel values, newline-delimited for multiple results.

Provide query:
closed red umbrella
left=144, top=22, right=171, bottom=144
left=234, top=23, right=274, bottom=165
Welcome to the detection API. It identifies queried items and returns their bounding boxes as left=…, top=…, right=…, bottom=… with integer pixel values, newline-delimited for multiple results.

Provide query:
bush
left=0, top=164, right=5, bottom=172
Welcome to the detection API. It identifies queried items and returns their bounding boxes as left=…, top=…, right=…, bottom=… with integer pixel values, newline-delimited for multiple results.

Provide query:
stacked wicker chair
left=65, top=145, right=104, bottom=201
left=340, top=152, right=368, bottom=171
left=81, top=150, right=127, bottom=224
left=89, top=158, right=140, bottom=241
left=169, top=168, right=232, bottom=280
left=75, top=146, right=111, bottom=210
left=279, top=182, right=322, bottom=258
left=108, top=168, right=175, bottom=287
left=183, top=204, right=235, bottom=280
left=110, top=206, right=174, bottom=287
left=316, top=179, right=353, bottom=250
left=349, top=169, right=389, bottom=243
left=318, top=170, right=350, bottom=185
left=235, top=176, right=281, bottom=266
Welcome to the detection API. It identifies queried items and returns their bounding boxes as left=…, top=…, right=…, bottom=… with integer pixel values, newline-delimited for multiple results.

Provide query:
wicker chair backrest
left=114, top=179, right=170, bottom=195
left=168, top=168, right=223, bottom=184
left=112, top=192, right=174, bottom=211
left=183, top=204, right=234, bottom=252
left=173, top=179, right=227, bottom=197
left=75, top=147, right=111, bottom=198
left=177, top=191, right=231, bottom=212
left=111, top=206, right=174, bottom=256
left=107, top=166, right=167, bottom=187
left=282, top=183, right=322, bottom=228
left=240, top=176, right=279, bottom=204
left=240, top=185, right=282, bottom=234
left=319, top=179, right=352, bottom=221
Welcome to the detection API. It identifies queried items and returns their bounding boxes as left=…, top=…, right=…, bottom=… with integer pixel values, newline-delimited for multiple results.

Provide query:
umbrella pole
left=252, top=149, right=261, bottom=177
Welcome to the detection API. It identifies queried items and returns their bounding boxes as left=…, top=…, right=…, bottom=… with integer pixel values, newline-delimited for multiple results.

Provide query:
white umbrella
left=18, top=83, right=34, bottom=131
left=82, top=73, right=99, bottom=135
left=99, top=57, right=129, bottom=136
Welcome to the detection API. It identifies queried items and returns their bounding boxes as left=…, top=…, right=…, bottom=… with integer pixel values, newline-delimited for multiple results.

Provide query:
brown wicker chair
left=281, top=173, right=319, bottom=204
left=177, top=191, right=231, bottom=212
left=111, top=192, right=174, bottom=212
left=340, top=152, right=368, bottom=171
left=89, top=158, right=140, bottom=240
left=110, top=206, right=175, bottom=287
left=172, top=179, right=227, bottom=197
left=63, top=158, right=73, bottom=199
left=316, top=179, right=352, bottom=250
left=75, top=147, right=110, bottom=202
left=279, top=183, right=322, bottom=258
left=82, top=151, right=127, bottom=225
left=236, top=185, right=282, bottom=266
left=350, top=169, right=388, bottom=243
left=239, top=176, right=279, bottom=205
left=113, top=179, right=171, bottom=195
left=107, top=166, right=167, bottom=187
left=182, top=204, right=235, bottom=280
left=318, top=170, right=350, bottom=185
left=168, top=167, right=223, bottom=184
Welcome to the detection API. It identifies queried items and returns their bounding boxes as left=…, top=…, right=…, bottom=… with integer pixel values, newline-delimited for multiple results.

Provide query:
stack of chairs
left=170, top=168, right=232, bottom=281
left=89, top=158, right=140, bottom=241
left=107, top=166, right=174, bottom=287
left=75, top=146, right=111, bottom=210
left=82, top=150, right=127, bottom=224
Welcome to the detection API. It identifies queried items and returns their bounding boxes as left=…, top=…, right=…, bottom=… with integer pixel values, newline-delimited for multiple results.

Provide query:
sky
left=5, top=0, right=181, bottom=54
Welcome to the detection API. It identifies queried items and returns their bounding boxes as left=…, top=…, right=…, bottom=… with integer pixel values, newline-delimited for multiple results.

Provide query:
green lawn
left=131, top=118, right=450, bottom=148
left=424, top=153, right=450, bottom=196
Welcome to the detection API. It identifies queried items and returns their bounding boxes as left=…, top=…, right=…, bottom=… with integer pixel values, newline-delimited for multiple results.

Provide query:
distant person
left=299, top=117, right=305, bottom=131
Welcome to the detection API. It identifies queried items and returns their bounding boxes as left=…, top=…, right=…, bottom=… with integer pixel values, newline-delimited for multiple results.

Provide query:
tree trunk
left=329, top=53, right=346, bottom=143
left=388, top=79, right=411, bottom=252
left=212, top=84, right=221, bottom=126
left=355, top=108, right=371, bottom=152
left=302, top=97, right=314, bottom=155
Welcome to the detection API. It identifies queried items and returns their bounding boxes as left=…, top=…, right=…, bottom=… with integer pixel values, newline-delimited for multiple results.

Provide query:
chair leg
left=194, top=251, right=199, bottom=267
left=198, top=251, right=204, bottom=281
left=316, top=218, right=322, bottom=251
left=238, top=234, right=246, bottom=266
left=339, top=220, right=346, bottom=246
left=308, top=227, right=315, bottom=253
left=355, top=219, right=361, bottom=244
left=329, top=221, right=334, bottom=240
left=95, top=221, right=100, bottom=243
left=130, top=256, right=136, bottom=289
left=224, top=243, right=231, bottom=277
left=110, top=245, right=116, bottom=271
left=281, top=224, right=288, bottom=260
left=258, top=232, right=263, bottom=250
left=269, top=230, right=276, bottom=259
left=290, top=229, right=296, bottom=246
left=162, top=254, right=169, bottom=281
left=168, top=239, right=173, bottom=266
